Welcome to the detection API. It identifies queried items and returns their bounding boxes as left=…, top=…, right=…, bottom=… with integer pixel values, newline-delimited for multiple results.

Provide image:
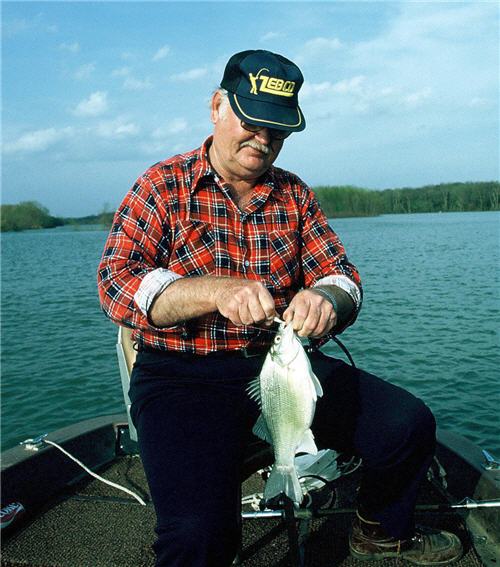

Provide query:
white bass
left=248, top=321, right=323, bottom=504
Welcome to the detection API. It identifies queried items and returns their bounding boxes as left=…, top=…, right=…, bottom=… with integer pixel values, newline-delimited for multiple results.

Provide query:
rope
left=43, top=439, right=147, bottom=506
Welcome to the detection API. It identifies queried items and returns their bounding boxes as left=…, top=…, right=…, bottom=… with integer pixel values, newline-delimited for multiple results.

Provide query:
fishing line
left=242, top=317, right=285, bottom=334
left=243, top=319, right=358, bottom=372
left=332, top=336, right=356, bottom=368
left=245, top=325, right=280, bottom=333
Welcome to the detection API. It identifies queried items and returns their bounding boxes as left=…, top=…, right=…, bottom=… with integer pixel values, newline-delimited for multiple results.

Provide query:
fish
left=247, top=320, right=324, bottom=505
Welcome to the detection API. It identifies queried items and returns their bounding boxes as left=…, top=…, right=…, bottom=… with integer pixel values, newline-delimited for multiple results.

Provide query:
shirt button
left=244, top=260, right=250, bottom=267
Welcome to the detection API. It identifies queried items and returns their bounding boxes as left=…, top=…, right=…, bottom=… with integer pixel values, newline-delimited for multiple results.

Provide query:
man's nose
left=254, top=128, right=271, bottom=145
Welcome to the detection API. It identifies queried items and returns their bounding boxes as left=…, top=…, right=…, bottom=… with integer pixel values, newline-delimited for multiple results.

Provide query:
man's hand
left=149, top=276, right=276, bottom=328
left=213, top=279, right=276, bottom=327
left=283, top=289, right=337, bottom=338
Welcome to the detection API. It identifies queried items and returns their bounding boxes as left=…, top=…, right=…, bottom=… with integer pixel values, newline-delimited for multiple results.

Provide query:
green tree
left=0, top=201, right=63, bottom=232
left=313, top=182, right=499, bottom=218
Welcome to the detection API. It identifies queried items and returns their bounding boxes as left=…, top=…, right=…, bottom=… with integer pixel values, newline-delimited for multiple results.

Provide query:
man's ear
left=210, top=91, right=222, bottom=125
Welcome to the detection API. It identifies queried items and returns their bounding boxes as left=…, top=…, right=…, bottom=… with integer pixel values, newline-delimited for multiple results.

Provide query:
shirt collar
left=191, top=136, right=285, bottom=202
left=191, top=136, right=216, bottom=192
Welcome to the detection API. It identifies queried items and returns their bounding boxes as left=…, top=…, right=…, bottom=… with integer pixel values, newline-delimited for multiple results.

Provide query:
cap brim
left=228, top=92, right=306, bottom=132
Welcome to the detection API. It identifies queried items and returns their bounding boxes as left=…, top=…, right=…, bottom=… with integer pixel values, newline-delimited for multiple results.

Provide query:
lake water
left=1, top=212, right=499, bottom=457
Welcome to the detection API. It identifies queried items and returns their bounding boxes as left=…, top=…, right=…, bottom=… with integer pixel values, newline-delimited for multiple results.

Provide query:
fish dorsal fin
left=252, top=414, right=273, bottom=444
left=296, top=428, right=318, bottom=455
left=247, top=376, right=262, bottom=407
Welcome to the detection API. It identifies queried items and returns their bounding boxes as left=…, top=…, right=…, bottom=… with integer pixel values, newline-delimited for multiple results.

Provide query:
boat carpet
left=1, top=455, right=482, bottom=567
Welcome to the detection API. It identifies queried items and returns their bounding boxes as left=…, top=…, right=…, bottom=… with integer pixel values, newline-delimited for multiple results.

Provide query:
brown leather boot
left=349, top=511, right=463, bottom=565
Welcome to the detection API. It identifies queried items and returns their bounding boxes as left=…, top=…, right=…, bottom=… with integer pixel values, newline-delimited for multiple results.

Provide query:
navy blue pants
left=129, top=348, right=436, bottom=567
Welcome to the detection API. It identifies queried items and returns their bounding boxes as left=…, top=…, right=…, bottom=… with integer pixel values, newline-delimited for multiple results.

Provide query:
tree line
left=313, top=181, right=499, bottom=218
left=0, top=201, right=112, bottom=232
left=1, top=182, right=498, bottom=232
left=0, top=201, right=64, bottom=232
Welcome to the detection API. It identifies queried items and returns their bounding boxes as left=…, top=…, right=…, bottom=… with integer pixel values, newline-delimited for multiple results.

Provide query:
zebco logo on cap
left=249, top=68, right=296, bottom=98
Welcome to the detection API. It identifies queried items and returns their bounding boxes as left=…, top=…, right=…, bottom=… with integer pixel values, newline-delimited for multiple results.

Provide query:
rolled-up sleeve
left=97, top=175, right=178, bottom=330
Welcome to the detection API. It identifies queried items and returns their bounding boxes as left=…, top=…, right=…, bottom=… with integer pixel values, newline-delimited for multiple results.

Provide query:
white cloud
left=73, top=91, right=108, bottom=117
left=469, top=97, right=493, bottom=108
left=120, top=51, right=136, bottom=61
left=152, top=118, right=188, bottom=139
left=3, top=14, right=58, bottom=38
left=123, top=76, right=153, bottom=91
left=301, top=76, right=366, bottom=101
left=74, top=63, right=95, bottom=80
left=349, top=2, right=498, bottom=93
left=300, top=81, right=333, bottom=101
left=404, top=88, right=432, bottom=107
left=3, top=18, right=30, bottom=37
left=294, top=36, right=343, bottom=67
left=297, top=3, right=497, bottom=126
left=331, top=76, right=365, bottom=95
left=153, top=45, right=170, bottom=61
left=260, top=31, right=285, bottom=43
left=59, top=42, right=80, bottom=53
left=304, top=37, right=342, bottom=51
left=3, top=127, right=74, bottom=154
left=112, top=66, right=131, bottom=77
left=94, top=118, right=139, bottom=139
left=384, top=2, right=497, bottom=45
left=111, top=67, right=152, bottom=90
left=296, top=36, right=342, bottom=64
left=168, top=118, right=188, bottom=134
left=300, top=72, right=435, bottom=119
left=170, top=67, right=208, bottom=81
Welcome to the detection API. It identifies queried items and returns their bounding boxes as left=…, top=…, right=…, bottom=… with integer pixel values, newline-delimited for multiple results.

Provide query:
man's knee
left=397, top=395, right=436, bottom=454
left=387, top=396, right=436, bottom=461
left=360, top=394, right=436, bottom=468
left=413, top=398, right=436, bottom=442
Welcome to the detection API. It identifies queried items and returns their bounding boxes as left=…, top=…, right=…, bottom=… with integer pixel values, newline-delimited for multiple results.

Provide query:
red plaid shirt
left=97, top=137, right=362, bottom=354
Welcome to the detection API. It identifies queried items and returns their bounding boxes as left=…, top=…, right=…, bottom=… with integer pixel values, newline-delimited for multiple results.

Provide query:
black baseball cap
left=220, top=50, right=306, bottom=132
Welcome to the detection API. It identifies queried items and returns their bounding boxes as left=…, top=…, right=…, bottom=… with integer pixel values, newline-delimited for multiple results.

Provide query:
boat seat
left=116, top=326, right=138, bottom=441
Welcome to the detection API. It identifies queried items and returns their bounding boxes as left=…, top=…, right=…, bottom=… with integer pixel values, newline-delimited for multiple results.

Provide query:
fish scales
left=248, top=321, right=323, bottom=505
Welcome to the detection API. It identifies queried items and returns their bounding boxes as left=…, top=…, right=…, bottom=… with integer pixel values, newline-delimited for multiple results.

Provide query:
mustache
left=240, top=140, right=271, bottom=155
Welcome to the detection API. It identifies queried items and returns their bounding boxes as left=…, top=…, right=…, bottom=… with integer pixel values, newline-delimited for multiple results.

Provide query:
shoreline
left=1, top=208, right=500, bottom=234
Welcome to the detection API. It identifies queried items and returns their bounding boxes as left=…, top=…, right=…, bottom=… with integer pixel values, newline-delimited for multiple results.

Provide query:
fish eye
left=274, top=336, right=281, bottom=343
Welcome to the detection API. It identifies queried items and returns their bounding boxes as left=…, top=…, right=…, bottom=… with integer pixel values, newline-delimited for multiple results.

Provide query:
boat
left=1, top=329, right=499, bottom=567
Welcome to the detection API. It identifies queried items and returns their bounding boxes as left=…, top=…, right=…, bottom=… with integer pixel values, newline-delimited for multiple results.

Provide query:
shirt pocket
left=269, top=229, right=301, bottom=289
left=168, top=219, right=216, bottom=276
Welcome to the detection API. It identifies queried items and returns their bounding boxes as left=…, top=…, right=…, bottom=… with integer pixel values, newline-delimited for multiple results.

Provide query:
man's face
left=210, top=92, right=285, bottom=182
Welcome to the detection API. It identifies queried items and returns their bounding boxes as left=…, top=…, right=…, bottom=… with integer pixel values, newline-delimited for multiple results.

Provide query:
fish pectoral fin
left=252, top=414, right=273, bottom=444
left=311, top=372, right=324, bottom=399
left=247, top=376, right=262, bottom=406
left=296, top=429, right=318, bottom=455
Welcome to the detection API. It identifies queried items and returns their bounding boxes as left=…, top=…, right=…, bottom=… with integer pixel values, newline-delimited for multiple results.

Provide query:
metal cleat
left=481, top=449, right=500, bottom=471
left=19, top=433, right=48, bottom=452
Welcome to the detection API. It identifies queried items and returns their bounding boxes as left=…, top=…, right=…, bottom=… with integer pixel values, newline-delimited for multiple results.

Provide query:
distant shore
left=1, top=181, right=498, bottom=232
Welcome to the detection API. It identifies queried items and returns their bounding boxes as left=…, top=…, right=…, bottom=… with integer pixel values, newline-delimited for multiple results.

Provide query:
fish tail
left=264, top=464, right=303, bottom=505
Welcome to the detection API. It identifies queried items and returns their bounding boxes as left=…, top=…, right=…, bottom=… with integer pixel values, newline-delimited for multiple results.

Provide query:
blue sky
left=2, top=1, right=499, bottom=217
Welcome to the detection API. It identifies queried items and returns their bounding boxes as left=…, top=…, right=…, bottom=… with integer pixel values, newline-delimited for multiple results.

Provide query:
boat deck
left=1, top=453, right=483, bottom=567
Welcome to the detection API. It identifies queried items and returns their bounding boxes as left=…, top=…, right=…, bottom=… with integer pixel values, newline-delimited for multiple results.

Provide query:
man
left=98, top=50, right=462, bottom=567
